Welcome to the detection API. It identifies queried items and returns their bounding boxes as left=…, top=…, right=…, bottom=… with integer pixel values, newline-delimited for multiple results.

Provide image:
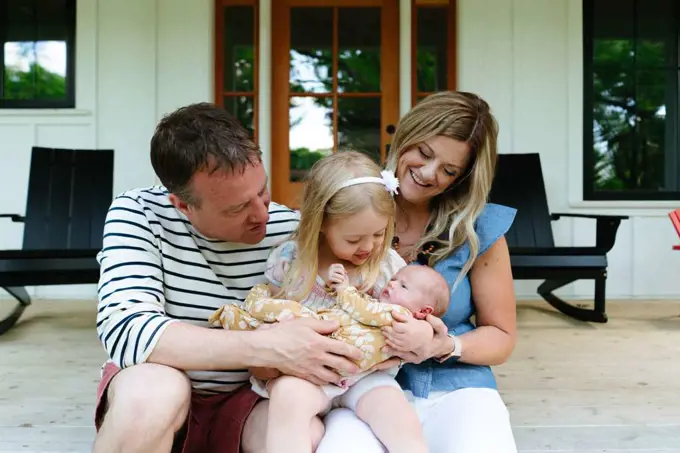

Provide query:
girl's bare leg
left=266, top=376, right=330, bottom=453
left=356, top=386, right=428, bottom=453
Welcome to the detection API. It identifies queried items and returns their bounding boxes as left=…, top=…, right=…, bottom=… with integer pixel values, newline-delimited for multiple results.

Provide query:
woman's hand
left=382, top=311, right=433, bottom=363
left=382, top=312, right=454, bottom=364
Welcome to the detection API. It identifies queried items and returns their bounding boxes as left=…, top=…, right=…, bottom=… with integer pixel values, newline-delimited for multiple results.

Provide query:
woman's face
left=397, top=135, right=471, bottom=207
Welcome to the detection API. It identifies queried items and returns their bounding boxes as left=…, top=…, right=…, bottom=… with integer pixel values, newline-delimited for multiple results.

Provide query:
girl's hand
left=327, top=263, right=349, bottom=290
left=382, top=312, right=452, bottom=364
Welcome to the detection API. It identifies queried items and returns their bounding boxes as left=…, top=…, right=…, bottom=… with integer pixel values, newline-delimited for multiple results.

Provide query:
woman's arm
left=382, top=236, right=516, bottom=366
left=455, top=235, right=516, bottom=365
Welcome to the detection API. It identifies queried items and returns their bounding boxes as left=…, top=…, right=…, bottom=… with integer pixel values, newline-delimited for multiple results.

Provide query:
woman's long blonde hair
left=385, top=91, right=499, bottom=284
left=282, top=151, right=396, bottom=302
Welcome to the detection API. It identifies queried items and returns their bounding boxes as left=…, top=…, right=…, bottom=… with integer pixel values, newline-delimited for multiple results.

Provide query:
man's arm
left=95, top=194, right=176, bottom=368
left=147, top=317, right=361, bottom=384
left=96, top=195, right=363, bottom=382
left=95, top=195, right=265, bottom=371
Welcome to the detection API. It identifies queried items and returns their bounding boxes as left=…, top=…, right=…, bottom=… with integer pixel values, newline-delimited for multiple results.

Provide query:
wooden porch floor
left=1, top=298, right=679, bottom=452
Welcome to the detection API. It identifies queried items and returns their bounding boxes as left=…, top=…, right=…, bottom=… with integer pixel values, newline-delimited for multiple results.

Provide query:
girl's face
left=397, top=135, right=470, bottom=207
left=322, top=207, right=389, bottom=266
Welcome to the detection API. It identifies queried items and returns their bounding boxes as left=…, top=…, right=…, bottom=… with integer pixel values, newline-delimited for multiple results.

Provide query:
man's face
left=170, top=161, right=271, bottom=244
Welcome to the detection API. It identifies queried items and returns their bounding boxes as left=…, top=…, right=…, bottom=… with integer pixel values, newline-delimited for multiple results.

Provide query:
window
left=0, top=0, right=76, bottom=109
left=583, top=0, right=680, bottom=200
left=411, top=0, right=456, bottom=106
left=215, top=0, right=259, bottom=142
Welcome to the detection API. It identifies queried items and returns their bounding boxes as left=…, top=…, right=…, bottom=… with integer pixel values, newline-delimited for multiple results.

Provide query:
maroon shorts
left=95, top=362, right=261, bottom=453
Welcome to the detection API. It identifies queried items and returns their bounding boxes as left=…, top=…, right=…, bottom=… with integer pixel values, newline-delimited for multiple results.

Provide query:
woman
left=317, top=91, right=518, bottom=453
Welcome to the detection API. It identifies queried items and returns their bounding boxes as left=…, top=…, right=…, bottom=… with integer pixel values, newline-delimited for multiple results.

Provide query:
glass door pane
left=337, top=7, right=382, bottom=164
left=288, top=7, right=334, bottom=182
left=289, top=96, right=333, bottom=182
left=337, top=8, right=381, bottom=93
left=289, top=8, right=333, bottom=93
left=337, top=97, right=381, bottom=164
left=412, top=1, right=456, bottom=105
left=272, top=0, right=399, bottom=208
left=220, top=4, right=257, bottom=140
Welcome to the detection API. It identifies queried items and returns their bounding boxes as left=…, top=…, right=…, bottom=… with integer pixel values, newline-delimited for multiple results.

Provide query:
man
left=92, top=103, right=364, bottom=453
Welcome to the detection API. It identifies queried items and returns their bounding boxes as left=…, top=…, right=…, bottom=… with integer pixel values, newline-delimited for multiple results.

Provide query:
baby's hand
left=327, top=263, right=350, bottom=291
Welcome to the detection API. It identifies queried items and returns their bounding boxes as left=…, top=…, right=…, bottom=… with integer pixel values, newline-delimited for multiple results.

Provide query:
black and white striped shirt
left=95, top=186, right=299, bottom=393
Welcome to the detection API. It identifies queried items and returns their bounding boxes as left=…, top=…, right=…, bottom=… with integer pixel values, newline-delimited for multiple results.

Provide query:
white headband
left=337, top=170, right=400, bottom=196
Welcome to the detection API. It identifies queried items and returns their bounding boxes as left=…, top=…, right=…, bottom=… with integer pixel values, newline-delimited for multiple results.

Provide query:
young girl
left=247, top=151, right=427, bottom=453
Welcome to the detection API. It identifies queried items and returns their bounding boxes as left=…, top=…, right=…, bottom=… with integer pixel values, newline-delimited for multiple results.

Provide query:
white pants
left=316, top=387, right=518, bottom=453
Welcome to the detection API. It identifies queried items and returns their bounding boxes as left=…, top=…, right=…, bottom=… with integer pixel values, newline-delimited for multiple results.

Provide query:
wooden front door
left=271, top=0, right=400, bottom=208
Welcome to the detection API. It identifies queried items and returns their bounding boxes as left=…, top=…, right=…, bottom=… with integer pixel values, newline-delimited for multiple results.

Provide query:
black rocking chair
left=0, top=146, right=114, bottom=334
left=488, top=153, right=628, bottom=323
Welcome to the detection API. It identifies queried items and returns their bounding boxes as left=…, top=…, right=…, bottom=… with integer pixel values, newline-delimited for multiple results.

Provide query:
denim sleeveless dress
left=395, top=202, right=517, bottom=399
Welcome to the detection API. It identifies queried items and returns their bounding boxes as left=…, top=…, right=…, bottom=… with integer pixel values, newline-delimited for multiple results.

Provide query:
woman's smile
left=409, top=169, right=431, bottom=188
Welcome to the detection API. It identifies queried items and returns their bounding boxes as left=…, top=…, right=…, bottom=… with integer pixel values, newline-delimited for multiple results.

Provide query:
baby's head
left=379, top=265, right=449, bottom=319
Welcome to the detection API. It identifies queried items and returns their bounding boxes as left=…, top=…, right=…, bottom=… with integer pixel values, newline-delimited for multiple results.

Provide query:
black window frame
left=582, top=0, right=680, bottom=201
left=0, top=0, right=77, bottom=109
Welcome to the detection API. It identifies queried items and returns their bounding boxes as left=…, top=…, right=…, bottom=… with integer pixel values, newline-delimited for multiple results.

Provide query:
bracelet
left=435, top=334, right=461, bottom=363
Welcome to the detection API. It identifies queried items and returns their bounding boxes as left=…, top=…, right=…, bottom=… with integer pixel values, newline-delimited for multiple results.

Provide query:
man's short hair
left=150, top=102, right=262, bottom=205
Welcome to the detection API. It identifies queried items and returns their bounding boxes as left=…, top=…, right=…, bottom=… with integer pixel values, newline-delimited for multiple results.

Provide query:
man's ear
left=169, top=193, right=191, bottom=216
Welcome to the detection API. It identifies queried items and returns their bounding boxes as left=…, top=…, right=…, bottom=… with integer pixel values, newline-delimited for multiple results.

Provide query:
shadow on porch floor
left=1, top=299, right=679, bottom=452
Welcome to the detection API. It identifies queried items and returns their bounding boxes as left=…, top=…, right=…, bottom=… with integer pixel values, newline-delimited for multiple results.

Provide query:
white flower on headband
left=380, top=170, right=399, bottom=195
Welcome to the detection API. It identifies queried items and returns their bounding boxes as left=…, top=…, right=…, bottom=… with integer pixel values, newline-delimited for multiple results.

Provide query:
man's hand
left=253, top=317, right=363, bottom=386
left=327, top=263, right=349, bottom=291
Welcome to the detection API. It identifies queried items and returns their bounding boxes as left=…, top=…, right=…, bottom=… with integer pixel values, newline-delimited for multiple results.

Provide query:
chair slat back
left=488, top=153, right=555, bottom=249
left=22, top=147, right=114, bottom=250
left=670, top=209, right=680, bottom=251
left=670, top=209, right=680, bottom=236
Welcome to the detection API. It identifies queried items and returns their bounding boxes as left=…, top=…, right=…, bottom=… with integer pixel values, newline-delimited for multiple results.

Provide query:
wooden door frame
left=271, top=0, right=400, bottom=208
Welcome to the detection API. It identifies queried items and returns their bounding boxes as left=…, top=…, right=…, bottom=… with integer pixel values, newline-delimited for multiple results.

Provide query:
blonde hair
left=429, top=270, right=451, bottom=317
left=385, top=91, right=498, bottom=286
left=401, top=264, right=450, bottom=316
left=282, top=151, right=396, bottom=302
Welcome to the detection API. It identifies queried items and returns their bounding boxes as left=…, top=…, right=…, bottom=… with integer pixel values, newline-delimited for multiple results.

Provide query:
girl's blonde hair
left=283, top=150, right=396, bottom=301
left=385, top=91, right=499, bottom=284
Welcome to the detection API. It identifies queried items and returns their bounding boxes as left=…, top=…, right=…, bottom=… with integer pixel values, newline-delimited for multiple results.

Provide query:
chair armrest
left=0, top=214, right=25, bottom=222
left=550, top=212, right=628, bottom=253
left=550, top=212, right=629, bottom=221
left=0, top=248, right=101, bottom=260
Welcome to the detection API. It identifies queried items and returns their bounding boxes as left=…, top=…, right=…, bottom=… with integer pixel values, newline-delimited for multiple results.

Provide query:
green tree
left=4, top=42, right=66, bottom=101
left=289, top=48, right=436, bottom=163
left=226, top=38, right=437, bottom=177
left=591, top=40, right=668, bottom=192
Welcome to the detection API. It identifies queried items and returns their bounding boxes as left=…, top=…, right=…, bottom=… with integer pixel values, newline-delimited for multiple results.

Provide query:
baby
left=209, top=264, right=450, bottom=452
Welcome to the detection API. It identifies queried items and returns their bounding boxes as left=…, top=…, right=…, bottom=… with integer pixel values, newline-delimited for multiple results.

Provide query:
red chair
left=670, top=209, right=680, bottom=251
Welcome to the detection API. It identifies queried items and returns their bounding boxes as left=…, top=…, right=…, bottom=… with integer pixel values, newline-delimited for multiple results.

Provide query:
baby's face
left=378, top=267, right=430, bottom=315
